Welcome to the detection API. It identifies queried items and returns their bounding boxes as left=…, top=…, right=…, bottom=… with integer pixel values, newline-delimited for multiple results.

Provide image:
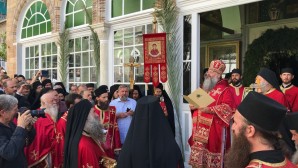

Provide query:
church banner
left=143, top=33, right=167, bottom=87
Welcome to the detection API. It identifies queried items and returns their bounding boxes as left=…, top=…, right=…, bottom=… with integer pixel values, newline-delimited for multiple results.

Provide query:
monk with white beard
left=64, top=99, right=116, bottom=168
left=189, top=60, right=235, bottom=168
left=24, top=90, right=59, bottom=167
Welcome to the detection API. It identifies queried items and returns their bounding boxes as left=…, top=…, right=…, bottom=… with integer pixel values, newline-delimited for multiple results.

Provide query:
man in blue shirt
left=110, top=85, right=136, bottom=144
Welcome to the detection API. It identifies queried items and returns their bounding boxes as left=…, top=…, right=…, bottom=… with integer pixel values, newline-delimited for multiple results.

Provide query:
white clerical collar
left=281, top=83, right=292, bottom=88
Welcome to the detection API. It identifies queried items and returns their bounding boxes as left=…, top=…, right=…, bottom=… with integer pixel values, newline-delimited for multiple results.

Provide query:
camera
left=19, top=107, right=46, bottom=118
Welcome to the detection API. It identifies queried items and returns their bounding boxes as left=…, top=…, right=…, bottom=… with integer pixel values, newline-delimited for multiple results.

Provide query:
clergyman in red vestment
left=63, top=100, right=116, bottom=168
left=94, top=85, right=122, bottom=158
left=24, top=90, right=59, bottom=167
left=225, top=92, right=296, bottom=168
left=188, top=60, right=234, bottom=168
left=229, top=68, right=245, bottom=108
left=255, top=68, right=295, bottom=155
left=53, top=93, right=82, bottom=168
left=280, top=68, right=298, bottom=112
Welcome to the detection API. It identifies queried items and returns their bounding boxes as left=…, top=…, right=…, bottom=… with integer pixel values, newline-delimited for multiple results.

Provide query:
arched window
left=112, top=0, right=155, bottom=18
left=21, top=1, right=51, bottom=39
left=65, top=0, right=92, bottom=28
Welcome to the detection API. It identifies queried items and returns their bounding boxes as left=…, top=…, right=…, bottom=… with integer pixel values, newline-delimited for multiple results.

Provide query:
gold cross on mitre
left=124, top=56, right=140, bottom=89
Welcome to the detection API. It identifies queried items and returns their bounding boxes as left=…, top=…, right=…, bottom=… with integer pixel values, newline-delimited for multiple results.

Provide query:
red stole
left=189, top=79, right=235, bottom=168
left=78, top=134, right=107, bottom=168
left=280, top=85, right=298, bottom=112
left=246, top=158, right=296, bottom=168
left=94, top=105, right=122, bottom=158
left=24, top=114, right=56, bottom=167
left=229, top=84, right=244, bottom=108
left=53, top=112, right=68, bottom=168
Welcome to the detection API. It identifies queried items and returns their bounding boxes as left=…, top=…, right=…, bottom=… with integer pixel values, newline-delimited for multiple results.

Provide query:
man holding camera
left=0, top=95, right=36, bottom=168
left=110, top=85, right=136, bottom=144
left=24, top=90, right=59, bottom=167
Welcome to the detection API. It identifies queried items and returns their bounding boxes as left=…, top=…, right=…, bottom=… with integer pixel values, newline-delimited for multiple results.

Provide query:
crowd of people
left=0, top=59, right=298, bottom=167
left=0, top=69, right=177, bottom=167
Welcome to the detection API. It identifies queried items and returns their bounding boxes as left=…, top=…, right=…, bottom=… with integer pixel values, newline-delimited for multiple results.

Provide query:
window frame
left=110, top=0, right=155, bottom=18
left=65, top=0, right=92, bottom=29
left=21, top=0, right=51, bottom=39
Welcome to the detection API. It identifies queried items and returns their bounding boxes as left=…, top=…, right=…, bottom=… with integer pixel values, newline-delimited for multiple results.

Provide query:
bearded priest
left=188, top=60, right=235, bottom=168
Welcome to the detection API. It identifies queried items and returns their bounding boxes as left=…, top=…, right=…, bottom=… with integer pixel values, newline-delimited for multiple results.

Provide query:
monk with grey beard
left=64, top=100, right=116, bottom=168
left=24, top=90, right=59, bottom=167
left=202, top=72, right=220, bottom=92
left=84, top=109, right=105, bottom=142
left=189, top=60, right=234, bottom=168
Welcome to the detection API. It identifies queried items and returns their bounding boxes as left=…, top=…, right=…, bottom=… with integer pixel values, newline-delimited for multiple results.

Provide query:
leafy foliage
left=243, top=27, right=298, bottom=85
left=58, top=24, right=70, bottom=84
left=154, top=0, right=184, bottom=157
left=85, top=5, right=101, bottom=85
left=0, top=33, right=6, bottom=61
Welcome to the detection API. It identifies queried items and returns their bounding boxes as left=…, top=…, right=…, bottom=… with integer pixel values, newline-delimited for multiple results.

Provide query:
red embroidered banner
left=143, top=33, right=167, bottom=87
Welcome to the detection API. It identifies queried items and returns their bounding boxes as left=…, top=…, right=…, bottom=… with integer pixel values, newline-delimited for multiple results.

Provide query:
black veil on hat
left=94, top=85, right=108, bottom=97
left=54, top=82, right=68, bottom=93
left=131, top=85, right=143, bottom=98
left=108, top=84, right=120, bottom=100
left=286, top=113, right=298, bottom=131
left=41, top=79, right=52, bottom=88
left=238, top=92, right=287, bottom=132
left=154, top=83, right=175, bottom=135
left=257, top=68, right=281, bottom=92
left=63, top=100, right=93, bottom=168
left=32, top=81, right=42, bottom=90
left=117, top=96, right=184, bottom=168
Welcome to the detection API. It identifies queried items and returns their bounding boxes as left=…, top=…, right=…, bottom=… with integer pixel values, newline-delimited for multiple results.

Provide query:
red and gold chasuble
left=246, top=158, right=296, bottom=168
left=24, top=114, right=56, bottom=168
left=189, top=79, right=234, bottom=168
left=280, top=85, right=298, bottom=112
left=94, top=105, right=121, bottom=158
left=229, top=84, right=245, bottom=108
left=53, top=112, right=68, bottom=168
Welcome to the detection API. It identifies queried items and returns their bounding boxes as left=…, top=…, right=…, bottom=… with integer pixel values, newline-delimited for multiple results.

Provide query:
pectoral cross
left=211, top=88, right=222, bottom=96
left=124, top=56, right=140, bottom=89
